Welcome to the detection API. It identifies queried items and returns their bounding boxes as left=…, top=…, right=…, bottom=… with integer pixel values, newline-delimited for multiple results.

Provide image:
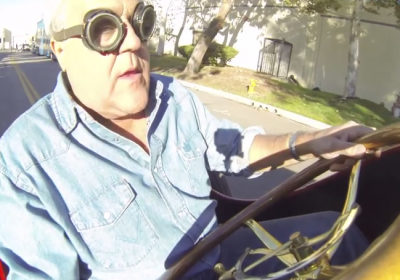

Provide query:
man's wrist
left=289, top=131, right=315, bottom=161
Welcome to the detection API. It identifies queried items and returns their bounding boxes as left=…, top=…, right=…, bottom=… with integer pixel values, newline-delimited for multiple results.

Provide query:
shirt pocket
left=69, top=180, right=159, bottom=269
left=174, top=131, right=210, bottom=197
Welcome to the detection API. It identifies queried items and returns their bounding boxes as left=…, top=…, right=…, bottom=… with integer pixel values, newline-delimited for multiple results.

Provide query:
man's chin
left=117, top=98, right=149, bottom=117
left=113, top=111, right=146, bottom=121
left=111, top=85, right=149, bottom=116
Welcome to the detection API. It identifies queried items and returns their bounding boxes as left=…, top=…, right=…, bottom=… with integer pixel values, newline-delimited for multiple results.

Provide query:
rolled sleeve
left=188, top=89, right=266, bottom=178
left=0, top=170, right=80, bottom=280
left=237, top=126, right=266, bottom=178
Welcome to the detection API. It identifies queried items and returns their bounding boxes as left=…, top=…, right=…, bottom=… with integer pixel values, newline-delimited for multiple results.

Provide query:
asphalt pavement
left=0, top=52, right=331, bottom=199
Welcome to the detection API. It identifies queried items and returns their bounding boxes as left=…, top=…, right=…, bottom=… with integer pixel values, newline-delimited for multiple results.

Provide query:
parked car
left=22, top=44, right=30, bottom=52
left=50, top=51, right=57, bottom=61
left=30, top=44, right=38, bottom=55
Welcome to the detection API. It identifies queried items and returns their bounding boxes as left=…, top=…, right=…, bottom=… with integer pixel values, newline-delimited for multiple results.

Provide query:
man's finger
left=344, top=158, right=357, bottom=166
left=365, top=148, right=382, bottom=158
left=330, top=163, right=352, bottom=172
left=321, top=138, right=366, bottom=159
left=329, top=158, right=358, bottom=172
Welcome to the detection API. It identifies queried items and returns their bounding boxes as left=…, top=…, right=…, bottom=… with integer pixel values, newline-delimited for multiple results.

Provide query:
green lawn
left=150, top=54, right=398, bottom=128
left=246, top=80, right=398, bottom=128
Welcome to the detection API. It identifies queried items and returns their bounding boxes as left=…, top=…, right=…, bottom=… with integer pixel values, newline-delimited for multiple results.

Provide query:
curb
left=178, top=80, right=332, bottom=130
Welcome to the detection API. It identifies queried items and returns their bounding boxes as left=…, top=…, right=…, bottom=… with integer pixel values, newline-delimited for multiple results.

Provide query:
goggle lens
left=138, top=6, right=156, bottom=40
left=88, top=14, right=120, bottom=49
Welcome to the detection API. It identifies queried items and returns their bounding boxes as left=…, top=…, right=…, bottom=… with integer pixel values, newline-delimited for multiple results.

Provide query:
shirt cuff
left=231, top=126, right=266, bottom=178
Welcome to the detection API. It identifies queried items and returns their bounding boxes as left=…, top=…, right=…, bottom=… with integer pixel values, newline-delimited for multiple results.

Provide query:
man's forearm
left=248, top=132, right=316, bottom=172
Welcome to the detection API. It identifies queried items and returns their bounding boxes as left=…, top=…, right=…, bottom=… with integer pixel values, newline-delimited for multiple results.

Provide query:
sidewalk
left=178, top=80, right=332, bottom=130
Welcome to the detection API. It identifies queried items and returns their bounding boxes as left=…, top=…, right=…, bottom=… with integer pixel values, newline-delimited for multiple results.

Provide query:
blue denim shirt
left=0, top=72, right=264, bottom=280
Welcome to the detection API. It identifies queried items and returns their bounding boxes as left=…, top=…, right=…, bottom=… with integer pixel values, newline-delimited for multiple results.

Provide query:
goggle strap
left=54, top=25, right=83, bottom=42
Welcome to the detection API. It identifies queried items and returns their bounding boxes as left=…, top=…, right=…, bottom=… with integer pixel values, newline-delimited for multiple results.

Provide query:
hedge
left=178, top=42, right=239, bottom=66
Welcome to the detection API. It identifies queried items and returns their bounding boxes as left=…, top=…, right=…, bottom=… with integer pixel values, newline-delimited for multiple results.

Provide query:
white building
left=157, top=1, right=400, bottom=109
left=0, top=27, right=12, bottom=50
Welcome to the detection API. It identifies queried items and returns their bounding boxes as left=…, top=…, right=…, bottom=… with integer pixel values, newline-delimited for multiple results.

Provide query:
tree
left=183, top=0, right=235, bottom=76
left=152, top=0, right=174, bottom=56
left=285, top=0, right=400, bottom=98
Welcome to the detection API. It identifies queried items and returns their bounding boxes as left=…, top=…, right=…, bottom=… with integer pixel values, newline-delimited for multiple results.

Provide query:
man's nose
left=119, top=23, right=142, bottom=53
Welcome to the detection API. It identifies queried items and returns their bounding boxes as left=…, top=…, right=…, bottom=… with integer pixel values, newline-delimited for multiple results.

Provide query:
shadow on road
left=0, top=54, right=61, bottom=136
left=0, top=52, right=51, bottom=64
left=3, top=57, right=49, bottom=63
left=0, top=52, right=11, bottom=61
left=17, top=60, right=61, bottom=96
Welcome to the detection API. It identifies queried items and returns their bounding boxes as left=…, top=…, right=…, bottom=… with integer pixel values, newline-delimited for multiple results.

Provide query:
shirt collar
left=50, top=71, right=165, bottom=134
left=50, top=72, right=78, bottom=134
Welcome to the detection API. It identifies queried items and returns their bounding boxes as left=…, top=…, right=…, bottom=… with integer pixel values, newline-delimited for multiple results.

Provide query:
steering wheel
left=159, top=122, right=400, bottom=280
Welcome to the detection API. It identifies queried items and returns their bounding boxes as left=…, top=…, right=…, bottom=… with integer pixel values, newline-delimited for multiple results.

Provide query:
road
left=0, top=52, right=331, bottom=199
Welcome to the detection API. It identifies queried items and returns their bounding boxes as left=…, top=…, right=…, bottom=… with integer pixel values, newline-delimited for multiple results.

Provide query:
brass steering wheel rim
left=332, top=213, right=400, bottom=280
left=159, top=122, right=400, bottom=280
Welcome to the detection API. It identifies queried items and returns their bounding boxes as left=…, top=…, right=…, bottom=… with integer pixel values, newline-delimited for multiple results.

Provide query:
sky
left=0, top=0, right=48, bottom=35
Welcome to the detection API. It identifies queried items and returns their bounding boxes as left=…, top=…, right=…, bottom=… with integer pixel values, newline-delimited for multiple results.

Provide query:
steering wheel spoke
left=326, top=160, right=362, bottom=259
left=214, top=168, right=362, bottom=280
left=217, top=205, right=360, bottom=280
left=245, top=219, right=298, bottom=267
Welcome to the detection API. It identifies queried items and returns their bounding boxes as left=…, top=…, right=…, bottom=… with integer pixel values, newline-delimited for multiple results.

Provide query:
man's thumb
left=322, top=139, right=366, bottom=159
left=341, top=143, right=366, bottom=158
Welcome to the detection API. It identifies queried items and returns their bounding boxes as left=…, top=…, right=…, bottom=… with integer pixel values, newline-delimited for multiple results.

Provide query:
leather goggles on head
left=53, top=2, right=156, bottom=53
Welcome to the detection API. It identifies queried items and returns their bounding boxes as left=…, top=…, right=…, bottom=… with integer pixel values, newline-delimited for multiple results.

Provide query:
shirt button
left=103, top=212, right=111, bottom=220
left=154, top=167, right=158, bottom=173
left=178, top=211, right=184, bottom=217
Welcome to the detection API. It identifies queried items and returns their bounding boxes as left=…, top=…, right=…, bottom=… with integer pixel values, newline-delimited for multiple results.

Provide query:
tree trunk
left=343, top=0, right=362, bottom=98
left=156, top=0, right=173, bottom=56
left=156, top=12, right=167, bottom=56
left=183, top=0, right=234, bottom=76
left=174, top=0, right=189, bottom=56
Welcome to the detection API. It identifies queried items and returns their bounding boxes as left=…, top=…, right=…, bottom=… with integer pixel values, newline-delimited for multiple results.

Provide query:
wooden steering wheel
left=159, top=122, right=400, bottom=280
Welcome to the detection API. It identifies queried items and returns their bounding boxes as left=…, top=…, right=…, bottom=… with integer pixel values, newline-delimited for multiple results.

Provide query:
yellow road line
left=10, top=57, right=41, bottom=105
left=12, top=62, right=36, bottom=105
left=15, top=63, right=41, bottom=101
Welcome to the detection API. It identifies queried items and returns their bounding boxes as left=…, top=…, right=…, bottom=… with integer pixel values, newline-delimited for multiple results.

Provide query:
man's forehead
left=65, top=0, right=141, bottom=26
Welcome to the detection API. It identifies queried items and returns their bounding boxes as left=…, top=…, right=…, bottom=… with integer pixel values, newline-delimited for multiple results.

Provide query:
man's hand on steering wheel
left=301, top=121, right=378, bottom=172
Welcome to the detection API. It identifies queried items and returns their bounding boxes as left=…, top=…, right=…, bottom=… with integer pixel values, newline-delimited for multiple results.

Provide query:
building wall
left=158, top=1, right=400, bottom=109
left=0, top=28, right=12, bottom=49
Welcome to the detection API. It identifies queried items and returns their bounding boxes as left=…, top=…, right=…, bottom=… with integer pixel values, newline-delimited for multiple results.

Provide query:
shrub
left=178, top=42, right=239, bottom=67
left=219, top=45, right=239, bottom=66
left=177, top=45, right=194, bottom=59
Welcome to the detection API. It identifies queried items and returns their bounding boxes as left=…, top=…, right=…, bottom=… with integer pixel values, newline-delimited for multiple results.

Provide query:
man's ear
left=51, top=39, right=66, bottom=71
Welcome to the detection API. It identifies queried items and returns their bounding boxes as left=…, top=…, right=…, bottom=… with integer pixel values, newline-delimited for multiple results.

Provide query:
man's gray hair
left=45, top=0, right=69, bottom=37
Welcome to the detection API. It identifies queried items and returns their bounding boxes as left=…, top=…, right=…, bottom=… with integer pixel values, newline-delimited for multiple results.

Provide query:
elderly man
left=0, top=0, right=371, bottom=279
